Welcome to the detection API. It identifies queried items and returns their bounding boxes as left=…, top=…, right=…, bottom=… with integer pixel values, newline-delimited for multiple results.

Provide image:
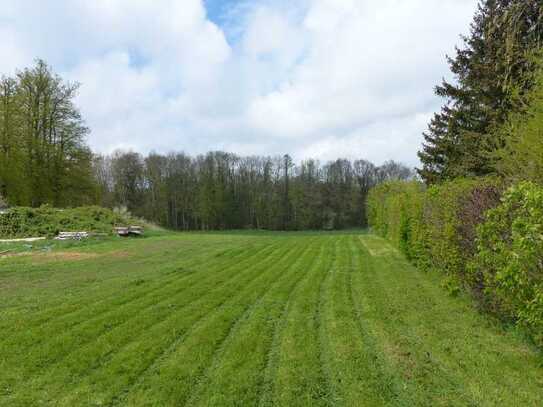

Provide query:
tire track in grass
left=258, top=236, right=334, bottom=407
left=345, top=236, right=410, bottom=406
left=356, top=236, right=543, bottom=406
left=0, top=238, right=268, bottom=338
left=316, top=236, right=342, bottom=405
left=56, top=237, right=310, bottom=407
left=317, top=235, right=397, bottom=406
left=117, top=238, right=319, bottom=407
left=353, top=236, right=478, bottom=406
left=1, top=241, right=288, bottom=404
left=187, top=237, right=327, bottom=407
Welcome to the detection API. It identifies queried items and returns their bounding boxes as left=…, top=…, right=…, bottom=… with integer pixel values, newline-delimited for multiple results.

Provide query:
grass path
left=1, top=231, right=542, bottom=406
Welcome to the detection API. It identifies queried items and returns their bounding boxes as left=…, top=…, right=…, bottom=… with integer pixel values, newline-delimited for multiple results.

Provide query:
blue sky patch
left=204, top=0, right=243, bottom=26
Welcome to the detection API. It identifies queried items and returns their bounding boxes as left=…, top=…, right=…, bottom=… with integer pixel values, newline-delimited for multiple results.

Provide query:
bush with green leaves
left=368, top=178, right=501, bottom=274
left=367, top=178, right=543, bottom=343
left=368, top=177, right=502, bottom=292
left=424, top=178, right=502, bottom=278
left=0, top=205, right=133, bottom=238
left=470, top=182, right=543, bottom=344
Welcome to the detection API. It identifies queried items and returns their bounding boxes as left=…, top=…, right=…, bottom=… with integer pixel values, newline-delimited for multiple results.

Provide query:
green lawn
left=1, top=231, right=542, bottom=406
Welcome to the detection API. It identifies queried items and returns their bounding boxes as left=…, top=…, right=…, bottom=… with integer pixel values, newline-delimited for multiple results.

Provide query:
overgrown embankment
left=368, top=179, right=543, bottom=345
left=0, top=206, right=133, bottom=239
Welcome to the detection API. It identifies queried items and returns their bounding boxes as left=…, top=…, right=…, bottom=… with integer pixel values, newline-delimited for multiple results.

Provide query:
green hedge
left=470, top=182, right=543, bottom=343
left=0, top=206, right=132, bottom=238
left=368, top=178, right=501, bottom=273
left=366, top=180, right=426, bottom=261
left=368, top=178, right=543, bottom=344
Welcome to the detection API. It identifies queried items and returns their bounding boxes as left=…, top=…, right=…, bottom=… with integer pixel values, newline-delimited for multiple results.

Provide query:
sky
left=0, top=0, right=478, bottom=167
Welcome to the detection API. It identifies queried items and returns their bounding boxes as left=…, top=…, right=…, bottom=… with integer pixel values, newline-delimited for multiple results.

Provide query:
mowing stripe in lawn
left=185, top=237, right=329, bottom=406
left=2, top=232, right=543, bottom=407
left=316, top=236, right=344, bottom=405
left=118, top=237, right=320, bottom=407
left=0, top=235, right=272, bottom=333
left=1, top=240, right=296, bottom=405
left=317, top=235, right=394, bottom=406
left=257, top=236, right=335, bottom=407
left=54, top=237, right=315, bottom=406
left=0, top=239, right=282, bottom=372
left=348, top=236, right=411, bottom=406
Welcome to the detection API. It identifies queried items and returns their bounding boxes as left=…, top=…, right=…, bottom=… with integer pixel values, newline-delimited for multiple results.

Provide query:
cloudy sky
left=0, top=0, right=478, bottom=166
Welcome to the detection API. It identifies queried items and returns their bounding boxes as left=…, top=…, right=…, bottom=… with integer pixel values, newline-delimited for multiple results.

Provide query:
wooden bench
left=115, top=226, right=144, bottom=237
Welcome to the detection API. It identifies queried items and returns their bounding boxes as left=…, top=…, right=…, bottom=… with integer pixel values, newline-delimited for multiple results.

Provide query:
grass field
left=1, top=231, right=542, bottom=406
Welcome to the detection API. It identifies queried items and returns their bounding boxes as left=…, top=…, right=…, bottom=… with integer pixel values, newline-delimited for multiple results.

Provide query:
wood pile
left=55, top=231, right=89, bottom=240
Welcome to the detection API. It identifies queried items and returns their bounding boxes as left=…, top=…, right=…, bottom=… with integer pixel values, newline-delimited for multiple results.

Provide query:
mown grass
left=0, top=231, right=542, bottom=406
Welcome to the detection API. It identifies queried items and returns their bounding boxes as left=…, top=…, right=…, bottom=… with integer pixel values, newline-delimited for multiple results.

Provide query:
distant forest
left=93, top=152, right=413, bottom=230
left=0, top=60, right=413, bottom=231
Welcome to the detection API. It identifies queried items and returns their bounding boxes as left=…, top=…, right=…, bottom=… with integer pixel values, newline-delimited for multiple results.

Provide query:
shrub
left=367, top=181, right=426, bottom=262
left=368, top=178, right=543, bottom=344
left=423, top=178, right=502, bottom=279
left=470, top=182, right=543, bottom=344
left=0, top=205, right=133, bottom=238
left=368, top=177, right=502, bottom=292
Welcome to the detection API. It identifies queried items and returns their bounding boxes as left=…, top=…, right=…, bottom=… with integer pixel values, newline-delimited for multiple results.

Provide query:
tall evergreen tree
left=418, top=0, right=543, bottom=183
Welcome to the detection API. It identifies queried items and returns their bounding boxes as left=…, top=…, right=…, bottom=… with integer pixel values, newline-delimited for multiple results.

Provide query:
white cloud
left=0, top=0, right=478, bottom=166
left=0, top=25, right=30, bottom=74
left=246, top=0, right=477, bottom=162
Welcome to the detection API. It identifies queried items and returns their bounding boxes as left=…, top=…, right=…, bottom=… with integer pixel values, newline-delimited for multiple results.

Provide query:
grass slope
left=0, top=231, right=542, bottom=406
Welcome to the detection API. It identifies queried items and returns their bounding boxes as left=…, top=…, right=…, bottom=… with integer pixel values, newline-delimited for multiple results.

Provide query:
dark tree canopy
left=418, top=0, right=543, bottom=184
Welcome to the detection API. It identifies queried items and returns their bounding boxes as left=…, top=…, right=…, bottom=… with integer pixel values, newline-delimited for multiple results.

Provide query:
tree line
left=0, top=60, right=414, bottom=231
left=93, top=151, right=413, bottom=231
